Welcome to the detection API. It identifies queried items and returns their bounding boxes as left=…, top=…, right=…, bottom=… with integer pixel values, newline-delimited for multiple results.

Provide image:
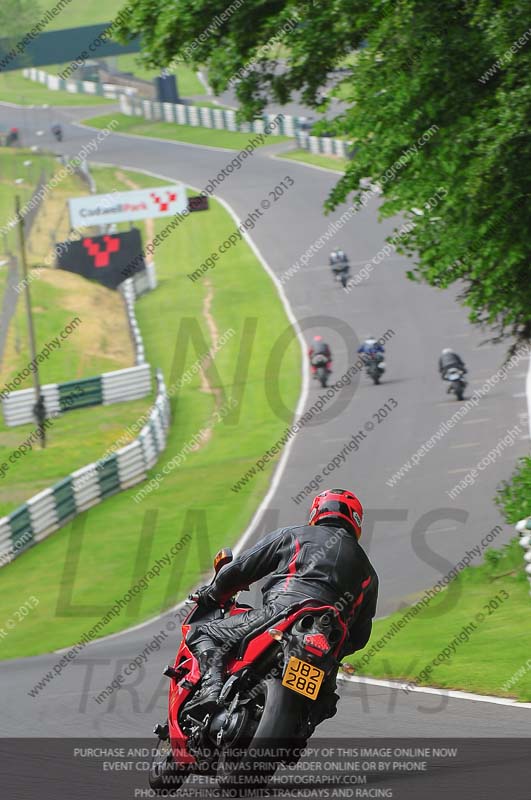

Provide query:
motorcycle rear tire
left=149, top=735, right=189, bottom=793
left=216, top=678, right=308, bottom=794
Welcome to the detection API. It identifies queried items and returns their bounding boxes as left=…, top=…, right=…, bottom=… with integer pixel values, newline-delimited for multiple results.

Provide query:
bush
left=497, top=456, right=531, bottom=524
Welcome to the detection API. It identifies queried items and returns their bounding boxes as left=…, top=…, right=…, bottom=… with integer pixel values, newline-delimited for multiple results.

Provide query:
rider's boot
left=186, top=648, right=225, bottom=713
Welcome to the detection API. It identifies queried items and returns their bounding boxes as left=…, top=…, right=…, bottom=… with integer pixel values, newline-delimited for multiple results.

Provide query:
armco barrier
left=0, top=370, right=170, bottom=568
left=22, top=68, right=138, bottom=99
left=119, top=94, right=306, bottom=137
left=295, top=131, right=353, bottom=159
left=516, top=517, right=531, bottom=596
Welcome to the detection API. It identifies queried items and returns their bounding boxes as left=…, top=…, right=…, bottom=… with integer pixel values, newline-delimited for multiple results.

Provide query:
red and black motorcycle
left=149, top=548, right=348, bottom=793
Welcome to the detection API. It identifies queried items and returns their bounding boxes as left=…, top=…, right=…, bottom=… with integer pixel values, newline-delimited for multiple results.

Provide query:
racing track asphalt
left=0, top=104, right=529, bottom=752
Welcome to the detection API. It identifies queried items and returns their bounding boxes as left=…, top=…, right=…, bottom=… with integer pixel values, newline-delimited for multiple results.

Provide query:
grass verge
left=83, top=112, right=292, bottom=150
left=278, top=148, right=349, bottom=172
left=347, top=539, right=531, bottom=701
left=0, top=164, right=164, bottom=517
left=187, top=101, right=234, bottom=111
left=41, top=0, right=124, bottom=29
left=0, top=147, right=58, bottom=253
left=0, top=163, right=301, bottom=658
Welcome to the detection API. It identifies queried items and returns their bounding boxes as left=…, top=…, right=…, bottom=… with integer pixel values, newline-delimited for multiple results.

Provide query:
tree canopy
left=116, top=0, right=531, bottom=346
left=0, top=0, right=41, bottom=41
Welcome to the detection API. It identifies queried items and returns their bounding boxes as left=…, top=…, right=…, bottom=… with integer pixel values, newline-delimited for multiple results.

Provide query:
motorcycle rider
left=308, top=335, right=332, bottom=378
left=329, top=250, right=350, bottom=288
left=51, top=123, right=63, bottom=142
left=329, top=249, right=348, bottom=266
left=358, top=336, right=385, bottom=361
left=438, top=348, right=466, bottom=378
left=6, top=127, right=19, bottom=146
left=186, top=488, right=378, bottom=729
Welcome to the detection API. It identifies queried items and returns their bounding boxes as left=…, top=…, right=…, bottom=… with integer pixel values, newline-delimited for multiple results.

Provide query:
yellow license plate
left=281, top=656, right=325, bottom=700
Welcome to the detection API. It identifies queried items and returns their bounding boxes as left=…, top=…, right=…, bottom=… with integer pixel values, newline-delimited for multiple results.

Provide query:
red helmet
left=308, top=488, right=363, bottom=539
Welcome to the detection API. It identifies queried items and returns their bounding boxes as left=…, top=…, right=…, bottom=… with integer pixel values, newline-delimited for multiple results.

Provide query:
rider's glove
left=194, top=585, right=219, bottom=609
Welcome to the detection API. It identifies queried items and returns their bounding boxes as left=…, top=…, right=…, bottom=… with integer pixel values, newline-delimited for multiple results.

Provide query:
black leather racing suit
left=309, top=342, right=332, bottom=373
left=193, top=523, right=378, bottom=721
left=438, top=351, right=466, bottom=377
left=310, top=341, right=332, bottom=359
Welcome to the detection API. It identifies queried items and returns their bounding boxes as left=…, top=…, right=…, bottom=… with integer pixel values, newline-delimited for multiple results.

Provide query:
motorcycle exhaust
left=295, top=614, right=315, bottom=632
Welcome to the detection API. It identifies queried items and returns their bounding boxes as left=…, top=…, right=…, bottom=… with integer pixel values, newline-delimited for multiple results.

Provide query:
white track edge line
left=338, top=674, right=531, bottom=708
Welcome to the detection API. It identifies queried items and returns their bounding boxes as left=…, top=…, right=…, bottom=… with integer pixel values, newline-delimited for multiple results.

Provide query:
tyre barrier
left=120, top=277, right=147, bottom=366
left=118, top=93, right=306, bottom=137
left=0, top=369, right=171, bottom=569
left=102, top=364, right=152, bottom=405
left=23, top=67, right=311, bottom=138
left=294, top=131, right=354, bottom=159
left=516, top=517, right=531, bottom=596
left=22, top=68, right=138, bottom=99
left=1, top=364, right=152, bottom=427
left=2, top=384, right=62, bottom=427
left=130, top=262, right=157, bottom=298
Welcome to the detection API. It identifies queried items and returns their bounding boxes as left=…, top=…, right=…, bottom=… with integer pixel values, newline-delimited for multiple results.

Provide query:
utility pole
left=15, top=196, right=46, bottom=448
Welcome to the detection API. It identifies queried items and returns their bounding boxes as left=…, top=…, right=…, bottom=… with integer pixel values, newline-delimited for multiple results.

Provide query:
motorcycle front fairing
left=167, top=600, right=235, bottom=762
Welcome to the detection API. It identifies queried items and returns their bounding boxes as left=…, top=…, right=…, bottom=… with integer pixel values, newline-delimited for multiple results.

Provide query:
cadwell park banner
left=68, top=183, right=187, bottom=228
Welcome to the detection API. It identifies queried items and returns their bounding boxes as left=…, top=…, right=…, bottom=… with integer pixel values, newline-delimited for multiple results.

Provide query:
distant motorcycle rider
left=6, top=127, right=19, bottom=146
left=308, top=335, right=332, bottom=377
left=438, top=348, right=466, bottom=378
left=51, top=124, right=63, bottom=142
left=330, top=250, right=350, bottom=288
left=358, top=336, right=384, bottom=359
left=186, top=488, right=379, bottom=729
left=329, top=249, right=348, bottom=267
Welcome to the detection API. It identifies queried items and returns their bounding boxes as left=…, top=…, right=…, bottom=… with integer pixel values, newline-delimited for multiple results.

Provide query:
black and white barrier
left=0, top=370, right=171, bottom=567
left=516, top=517, right=531, bottom=596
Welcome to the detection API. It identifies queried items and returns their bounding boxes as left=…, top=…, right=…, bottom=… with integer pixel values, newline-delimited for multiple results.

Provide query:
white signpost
left=68, top=184, right=187, bottom=228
